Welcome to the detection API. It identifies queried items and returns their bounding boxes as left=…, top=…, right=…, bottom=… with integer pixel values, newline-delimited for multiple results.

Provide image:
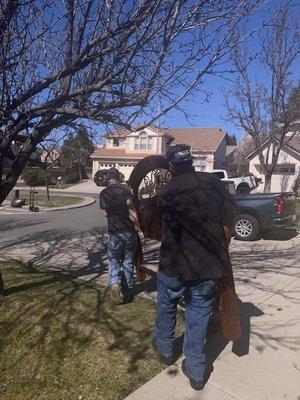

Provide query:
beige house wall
left=92, top=159, right=139, bottom=180
left=249, top=144, right=300, bottom=192
left=214, top=136, right=227, bottom=169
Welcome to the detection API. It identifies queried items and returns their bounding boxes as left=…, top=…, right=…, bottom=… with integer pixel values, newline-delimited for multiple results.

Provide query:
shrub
left=22, top=170, right=46, bottom=186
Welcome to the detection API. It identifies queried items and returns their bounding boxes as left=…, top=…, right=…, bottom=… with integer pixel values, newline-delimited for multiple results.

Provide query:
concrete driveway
left=64, top=179, right=103, bottom=194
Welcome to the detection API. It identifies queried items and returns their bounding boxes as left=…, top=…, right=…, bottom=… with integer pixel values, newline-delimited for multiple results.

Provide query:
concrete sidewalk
left=1, top=230, right=299, bottom=399
left=125, top=233, right=300, bottom=400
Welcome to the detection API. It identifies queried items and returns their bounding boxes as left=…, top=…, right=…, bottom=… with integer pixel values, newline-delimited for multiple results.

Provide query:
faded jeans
left=153, top=270, right=215, bottom=382
left=107, top=232, right=137, bottom=294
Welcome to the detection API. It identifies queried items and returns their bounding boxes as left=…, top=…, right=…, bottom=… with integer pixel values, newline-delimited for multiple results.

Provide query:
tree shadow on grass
left=0, top=261, right=158, bottom=387
left=0, top=226, right=109, bottom=286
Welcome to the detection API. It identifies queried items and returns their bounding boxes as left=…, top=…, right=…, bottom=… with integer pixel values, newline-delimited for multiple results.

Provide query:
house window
left=140, top=136, right=147, bottom=150
left=135, top=133, right=153, bottom=150
left=274, top=164, right=295, bottom=174
left=255, top=164, right=295, bottom=174
left=148, top=137, right=153, bottom=150
left=113, top=138, right=125, bottom=147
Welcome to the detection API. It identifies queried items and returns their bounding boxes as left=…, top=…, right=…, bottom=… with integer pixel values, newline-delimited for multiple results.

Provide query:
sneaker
left=111, top=284, right=123, bottom=304
left=181, top=359, right=204, bottom=390
left=152, top=339, right=174, bottom=365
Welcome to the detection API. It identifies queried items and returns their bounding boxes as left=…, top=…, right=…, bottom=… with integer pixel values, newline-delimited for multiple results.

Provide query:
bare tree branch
left=224, top=6, right=300, bottom=192
left=0, top=0, right=279, bottom=202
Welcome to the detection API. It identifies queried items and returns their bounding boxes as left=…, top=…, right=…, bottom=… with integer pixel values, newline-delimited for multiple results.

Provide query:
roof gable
left=106, top=125, right=170, bottom=138
left=246, top=136, right=300, bottom=160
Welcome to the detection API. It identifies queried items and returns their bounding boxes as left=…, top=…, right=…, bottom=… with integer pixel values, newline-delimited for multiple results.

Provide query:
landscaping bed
left=2, top=194, right=84, bottom=208
left=32, top=194, right=85, bottom=208
left=0, top=261, right=184, bottom=400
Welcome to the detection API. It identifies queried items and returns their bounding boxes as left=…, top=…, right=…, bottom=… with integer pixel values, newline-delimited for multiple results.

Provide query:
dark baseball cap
left=107, top=167, right=120, bottom=179
left=166, top=144, right=193, bottom=165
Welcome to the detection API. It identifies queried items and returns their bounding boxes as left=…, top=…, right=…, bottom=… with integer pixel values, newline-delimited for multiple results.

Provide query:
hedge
left=22, top=170, right=46, bottom=186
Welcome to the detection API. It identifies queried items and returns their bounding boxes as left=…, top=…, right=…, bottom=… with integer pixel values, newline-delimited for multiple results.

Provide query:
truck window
left=211, top=171, right=225, bottom=179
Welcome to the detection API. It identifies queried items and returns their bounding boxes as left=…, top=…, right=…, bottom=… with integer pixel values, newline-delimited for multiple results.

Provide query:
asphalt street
left=0, top=189, right=107, bottom=248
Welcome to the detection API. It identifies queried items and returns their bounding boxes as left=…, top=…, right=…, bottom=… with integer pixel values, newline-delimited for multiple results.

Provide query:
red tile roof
left=91, top=147, right=154, bottom=159
left=167, top=127, right=226, bottom=151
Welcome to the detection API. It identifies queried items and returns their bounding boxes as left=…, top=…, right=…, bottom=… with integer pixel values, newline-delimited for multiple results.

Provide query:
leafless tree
left=39, top=134, right=63, bottom=200
left=225, top=7, right=300, bottom=192
left=227, top=134, right=255, bottom=176
left=0, top=0, right=278, bottom=202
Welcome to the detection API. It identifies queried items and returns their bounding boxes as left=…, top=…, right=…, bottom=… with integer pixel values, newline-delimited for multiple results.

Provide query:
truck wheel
left=233, top=214, right=260, bottom=241
left=236, top=184, right=251, bottom=194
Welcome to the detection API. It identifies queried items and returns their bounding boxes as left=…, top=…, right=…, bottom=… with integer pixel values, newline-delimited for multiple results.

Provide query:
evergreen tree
left=60, top=126, right=95, bottom=181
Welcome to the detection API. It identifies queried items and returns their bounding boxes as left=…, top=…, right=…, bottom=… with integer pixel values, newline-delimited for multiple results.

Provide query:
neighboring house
left=225, top=145, right=238, bottom=174
left=246, top=136, right=300, bottom=192
left=40, top=147, right=60, bottom=164
left=91, top=126, right=228, bottom=180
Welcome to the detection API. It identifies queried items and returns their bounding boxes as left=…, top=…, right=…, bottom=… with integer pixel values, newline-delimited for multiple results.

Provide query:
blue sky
left=51, top=0, right=299, bottom=145
left=161, top=0, right=300, bottom=141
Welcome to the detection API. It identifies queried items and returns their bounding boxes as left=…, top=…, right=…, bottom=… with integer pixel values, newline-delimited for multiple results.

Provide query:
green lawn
left=33, top=194, right=84, bottom=208
left=0, top=261, right=183, bottom=400
left=2, top=194, right=84, bottom=208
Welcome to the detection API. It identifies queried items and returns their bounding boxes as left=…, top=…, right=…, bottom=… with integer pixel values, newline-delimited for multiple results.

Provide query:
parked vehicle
left=210, top=169, right=262, bottom=194
left=93, top=169, right=124, bottom=186
left=233, top=192, right=296, bottom=241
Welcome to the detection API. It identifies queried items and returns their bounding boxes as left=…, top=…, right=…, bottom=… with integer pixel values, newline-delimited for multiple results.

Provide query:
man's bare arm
left=223, top=224, right=233, bottom=245
left=126, top=199, right=144, bottom=240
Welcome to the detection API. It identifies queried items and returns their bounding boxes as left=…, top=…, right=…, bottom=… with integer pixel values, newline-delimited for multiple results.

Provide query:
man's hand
left=126, top=198, right=144, bottom=238
left=136, top=228, right=144, bottom=240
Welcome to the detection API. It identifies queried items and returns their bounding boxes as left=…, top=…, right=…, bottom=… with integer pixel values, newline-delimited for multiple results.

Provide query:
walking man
left=153, top=144, right=237, bottom=390
left=100, top=167, right=144, bottom=304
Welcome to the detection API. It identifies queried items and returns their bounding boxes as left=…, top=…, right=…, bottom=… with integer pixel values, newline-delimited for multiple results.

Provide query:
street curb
left=0, top=196, right=95, bottom=213
left=42, top=196, right=95, bottom=211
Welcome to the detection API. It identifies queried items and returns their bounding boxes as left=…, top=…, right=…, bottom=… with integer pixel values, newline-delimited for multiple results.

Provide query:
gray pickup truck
left=233, top=192, right=296, bottom=241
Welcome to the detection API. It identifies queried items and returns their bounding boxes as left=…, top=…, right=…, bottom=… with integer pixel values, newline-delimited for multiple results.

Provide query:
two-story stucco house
left=91, top=126, right=228, bottom=180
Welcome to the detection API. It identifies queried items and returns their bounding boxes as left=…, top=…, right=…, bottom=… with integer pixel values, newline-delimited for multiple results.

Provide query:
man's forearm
left=128, top=208, right=142, bottom=232
left=127, top=199, right=144, bottom=238
left=223, top=224, right=233, bottom=245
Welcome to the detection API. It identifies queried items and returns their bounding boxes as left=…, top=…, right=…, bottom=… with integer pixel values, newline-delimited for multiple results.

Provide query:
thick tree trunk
left=0, top=141, right=35, bottom=204
left=264, top=174, right=272, bottom=193
left=0, top=175, right=19, bottom=204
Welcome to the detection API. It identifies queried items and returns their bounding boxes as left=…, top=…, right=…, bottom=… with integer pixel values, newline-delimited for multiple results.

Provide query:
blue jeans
left=107, top=232, right=137, bottom=291
left=153, top=270, right=215, bottom=382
